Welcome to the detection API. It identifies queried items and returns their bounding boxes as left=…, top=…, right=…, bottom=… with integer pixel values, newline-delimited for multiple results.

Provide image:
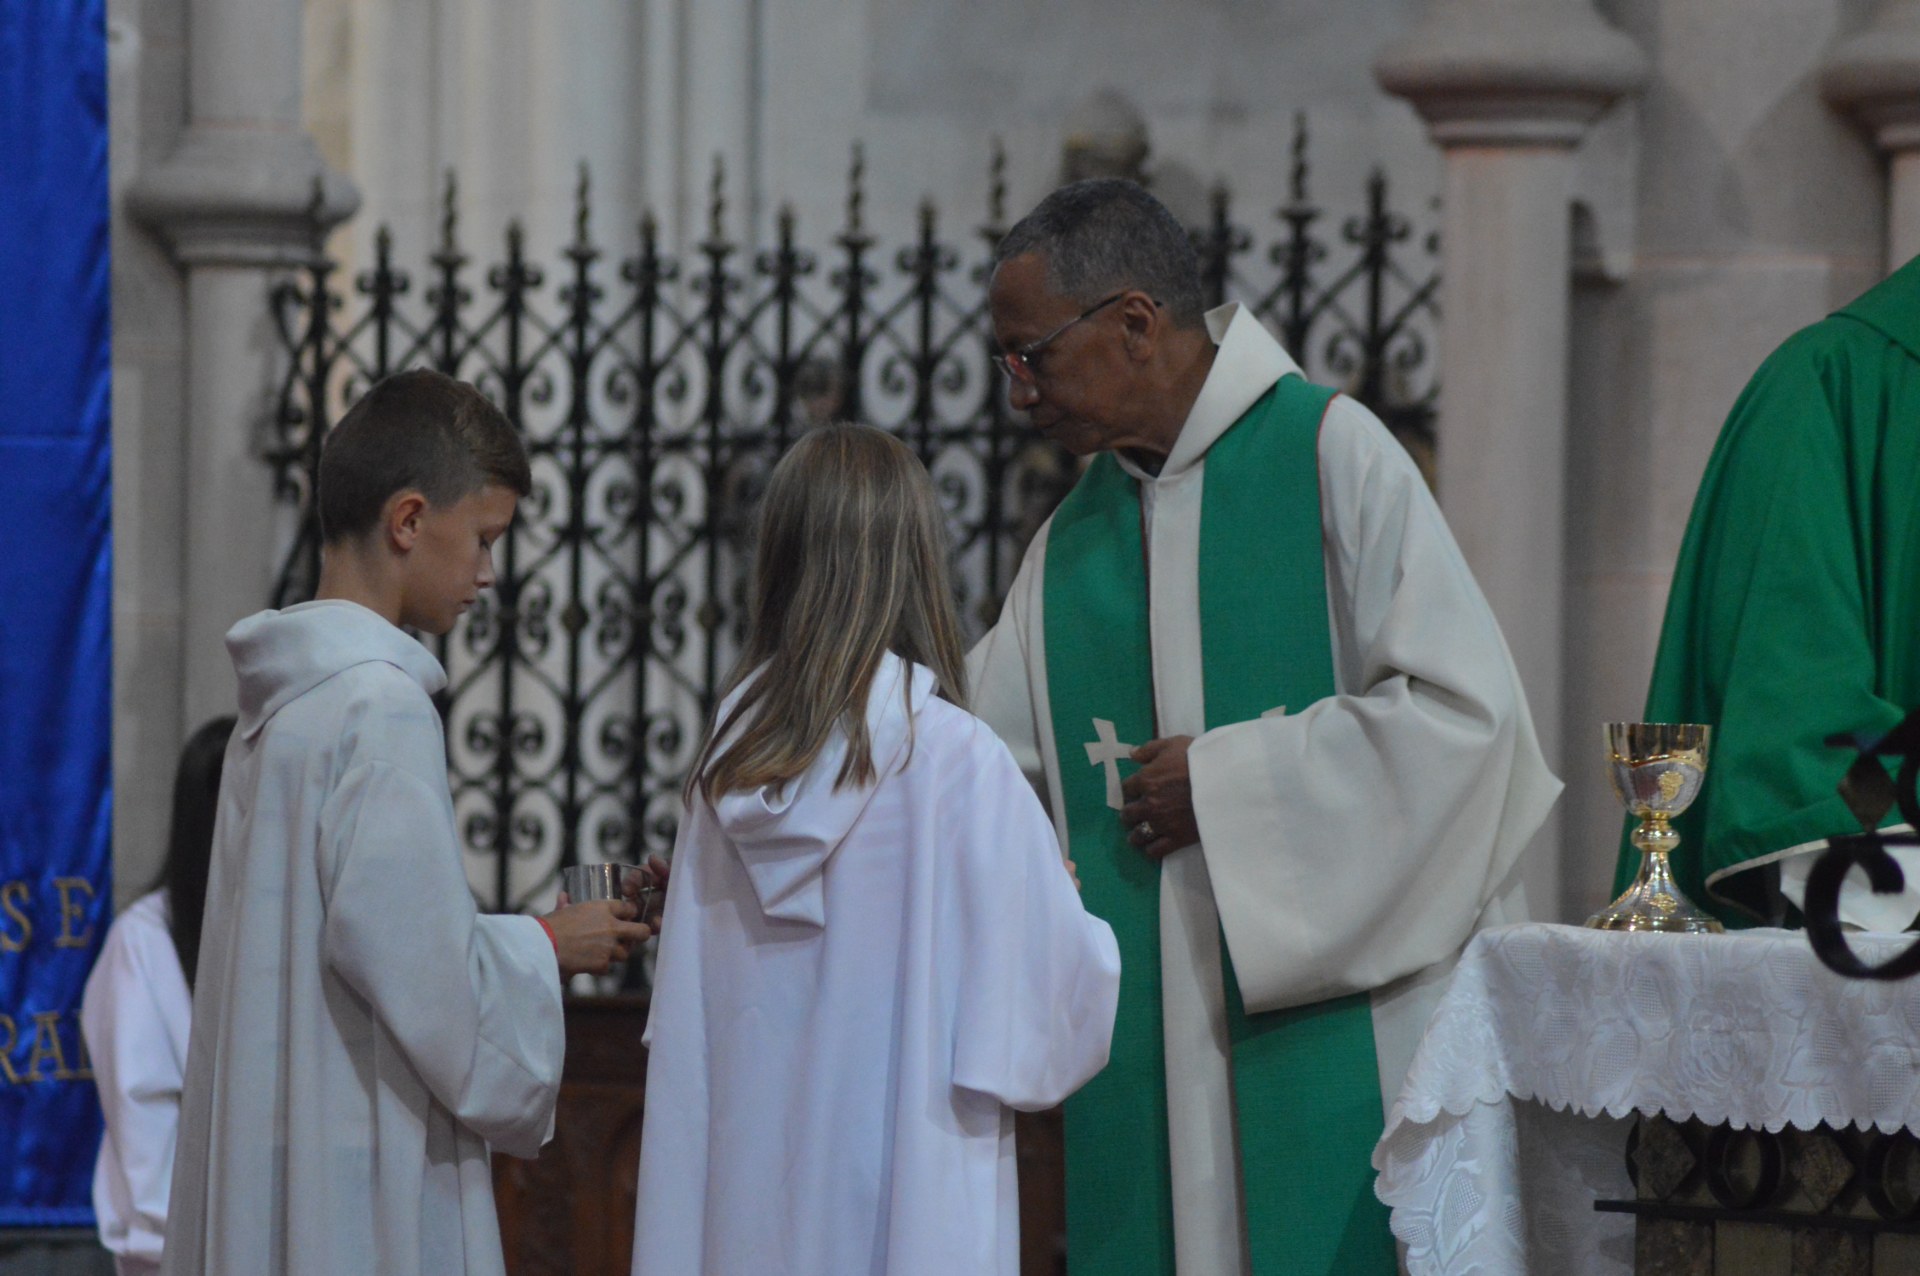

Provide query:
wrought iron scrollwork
left=267, top=118, right=1441, bottom=913
left=1804, top=708, right=1920, bottom=980
left=1604, top=1115, right=1920, bottom=1246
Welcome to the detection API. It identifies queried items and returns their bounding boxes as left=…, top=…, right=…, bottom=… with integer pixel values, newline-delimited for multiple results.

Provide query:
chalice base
left=1585, top=853, right=1725, bottom=933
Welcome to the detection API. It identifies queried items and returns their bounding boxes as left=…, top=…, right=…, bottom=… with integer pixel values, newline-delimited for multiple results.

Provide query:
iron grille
left=267, top=118, right=1440, bottom=913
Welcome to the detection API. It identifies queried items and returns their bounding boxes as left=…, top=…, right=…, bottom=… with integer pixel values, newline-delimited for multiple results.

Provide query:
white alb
left=81, top=889, right=192, bottom=1276
left=161, top=599, right=565, bottom=1276
left=969, top=303, right=1562, bottom=1275
left=633, top=654, right=1121, bottom=1276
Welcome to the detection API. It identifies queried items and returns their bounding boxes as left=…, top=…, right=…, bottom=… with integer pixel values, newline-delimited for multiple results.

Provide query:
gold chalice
left=1585, top=722, right=1724, bottom=933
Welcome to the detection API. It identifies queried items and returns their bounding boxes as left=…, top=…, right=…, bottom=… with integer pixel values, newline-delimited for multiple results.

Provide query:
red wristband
left=537, top=916, right=559, bottom=956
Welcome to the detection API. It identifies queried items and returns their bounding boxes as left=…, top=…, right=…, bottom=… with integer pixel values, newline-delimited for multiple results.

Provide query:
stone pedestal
left=1377, top=0, right=1647, bottom=919
left=1824, top=0, right=1920, bottom=270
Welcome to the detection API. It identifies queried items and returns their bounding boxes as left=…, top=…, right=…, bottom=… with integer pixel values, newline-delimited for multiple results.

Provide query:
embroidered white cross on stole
left=1083, top=718, right=1137, bottom=811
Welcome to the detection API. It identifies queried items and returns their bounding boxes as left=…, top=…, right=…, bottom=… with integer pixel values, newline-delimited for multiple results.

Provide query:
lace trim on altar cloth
left=1371, top=922, right=1920, bottom=1276
left=1379, top=922, right=1920, bottom=1146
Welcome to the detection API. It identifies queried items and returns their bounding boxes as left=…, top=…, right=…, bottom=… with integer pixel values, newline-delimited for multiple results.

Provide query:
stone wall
left=103, top=0, right=1913, bottom=928
left=296, top=0, right=1442, bottom=294
left=55, top=2, right=1919, bottom=1269
left=292, top=0, right=1905, bottom=924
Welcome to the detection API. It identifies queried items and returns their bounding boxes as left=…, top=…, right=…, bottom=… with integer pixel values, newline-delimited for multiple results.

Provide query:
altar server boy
left=162, top=370, right=652, bottom=1276
left=634, top=424, right=1122, bottom=1276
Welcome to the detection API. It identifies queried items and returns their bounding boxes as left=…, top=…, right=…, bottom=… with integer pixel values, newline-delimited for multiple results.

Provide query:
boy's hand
left=542, top=900, right=652, bottom=977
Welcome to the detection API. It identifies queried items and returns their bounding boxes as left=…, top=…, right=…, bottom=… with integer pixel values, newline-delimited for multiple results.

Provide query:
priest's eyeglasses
left=996, top=291, right=1159, bottom=383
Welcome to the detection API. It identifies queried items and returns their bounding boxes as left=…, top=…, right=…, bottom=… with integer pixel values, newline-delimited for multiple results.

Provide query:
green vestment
left=1611, top=257, right=1920, bottom=923
left=1043, top=377, right=1395, bottom=1275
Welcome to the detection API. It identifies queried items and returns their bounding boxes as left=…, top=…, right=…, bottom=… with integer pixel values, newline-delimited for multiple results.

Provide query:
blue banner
left=0, top=0, right=113, bottom=1227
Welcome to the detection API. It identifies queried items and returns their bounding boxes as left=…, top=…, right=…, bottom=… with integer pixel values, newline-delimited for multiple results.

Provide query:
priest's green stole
left=1043, top=376, right=1396, bottom=1274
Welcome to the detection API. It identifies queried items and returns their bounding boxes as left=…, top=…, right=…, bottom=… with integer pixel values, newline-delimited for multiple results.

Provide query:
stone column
left=1377, top=0, right=1646, bottom=920
left=1824, top=0, right=1920, bottom=270
left=128, top=0, right=355, bottom=729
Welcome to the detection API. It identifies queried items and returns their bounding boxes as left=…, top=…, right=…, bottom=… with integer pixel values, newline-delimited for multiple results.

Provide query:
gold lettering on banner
left=25, top=1012, right=75, bottom=1082
left=0, top=881, right=30, bottom=952
left=0, top=1014, right=21, bottom=1086
left=52, top=878, right=95, bottom=948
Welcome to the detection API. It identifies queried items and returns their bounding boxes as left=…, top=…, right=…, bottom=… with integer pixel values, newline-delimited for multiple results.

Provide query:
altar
left=1375, top=923, right=1920, bottom=1275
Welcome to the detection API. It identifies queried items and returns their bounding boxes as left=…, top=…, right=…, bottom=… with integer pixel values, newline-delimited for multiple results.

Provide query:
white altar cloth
left=1372, top=921, right=1920, bottom=1275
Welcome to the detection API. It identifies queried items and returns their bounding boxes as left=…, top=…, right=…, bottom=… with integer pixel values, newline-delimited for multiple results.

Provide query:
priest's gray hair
left=994, top=178, right=1206, bottom=329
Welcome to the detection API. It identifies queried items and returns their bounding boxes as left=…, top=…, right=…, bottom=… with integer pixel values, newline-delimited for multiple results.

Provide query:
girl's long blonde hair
left=693, top=424, right=969, bottom=800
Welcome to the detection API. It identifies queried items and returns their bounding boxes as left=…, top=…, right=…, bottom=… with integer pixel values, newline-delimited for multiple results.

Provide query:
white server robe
left=633, top=654, right=1121, bottom=1276
left=161, top=599, right=565, bottom=1276
left=81, top=890, right=193, bottom=1276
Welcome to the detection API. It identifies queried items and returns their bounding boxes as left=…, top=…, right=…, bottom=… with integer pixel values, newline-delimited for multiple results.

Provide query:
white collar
left=1115, top=302, right=1303, bottom=482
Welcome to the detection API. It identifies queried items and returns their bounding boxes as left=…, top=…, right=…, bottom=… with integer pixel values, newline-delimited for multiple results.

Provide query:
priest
left=969, top=178, right=1560, bottom=1275
left=1610, top=256, right=1920, bottom=930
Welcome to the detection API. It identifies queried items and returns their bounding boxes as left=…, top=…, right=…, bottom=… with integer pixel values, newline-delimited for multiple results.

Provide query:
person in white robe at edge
left=160, top=370, right=655, bottom=1276
left=633, top=423, right=1122, bottom=1276
left=81, top=716, right=233, bottom=1276
left=968, top=179, right=1561, bottom=1274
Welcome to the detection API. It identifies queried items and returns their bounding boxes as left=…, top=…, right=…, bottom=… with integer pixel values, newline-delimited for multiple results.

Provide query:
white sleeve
left=80, top=916, right=186, bottom=1268
left=949, top=736, right=1120, bottom=1111
left=966, top=532, right=1048, bottom=780
left=1189, top=399, right=1561, bottom=1012
left=318, top=760, right=565, bottom=1158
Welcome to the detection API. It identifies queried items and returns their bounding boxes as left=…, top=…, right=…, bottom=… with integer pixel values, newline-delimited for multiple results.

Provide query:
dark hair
left=153, top=716, right=236, bottom=990
left=994, top=178, right=1207, bottom=329
left=317, top=369, right=532, bottom=543
left=694, top=424, right=969, bottom=800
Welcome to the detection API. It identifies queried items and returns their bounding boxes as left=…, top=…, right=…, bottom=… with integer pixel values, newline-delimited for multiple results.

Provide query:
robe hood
left=226, top=599, right=449, bottom=740
left=710, top=653, right=936, bottom=929
left=1837, top=253, right=1920, bottom=365
left=1116, top=302, right=1306, bottom=484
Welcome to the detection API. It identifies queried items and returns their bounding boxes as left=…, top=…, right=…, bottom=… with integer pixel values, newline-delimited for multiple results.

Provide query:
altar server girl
left=81, top=715, right=234, bottom=1276
left=633, top=423, right=1120, bottom=1276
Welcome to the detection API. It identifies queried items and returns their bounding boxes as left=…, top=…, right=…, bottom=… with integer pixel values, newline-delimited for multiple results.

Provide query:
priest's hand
left=1121, top=735, right=1198, bottom=860
left=543, top=899, right=653, bottom=977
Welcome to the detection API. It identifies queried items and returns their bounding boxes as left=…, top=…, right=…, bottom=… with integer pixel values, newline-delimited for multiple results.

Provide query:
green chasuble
left=1611, top=256, right=1920, bottom=924
left=1042, top=376, right=1396, bottom=1274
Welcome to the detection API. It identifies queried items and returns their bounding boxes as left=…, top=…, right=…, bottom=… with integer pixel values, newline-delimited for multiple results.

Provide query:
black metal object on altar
left=1804, top=708, right=1920, bottom=980
left=263, top=120, right=1441, bottom=914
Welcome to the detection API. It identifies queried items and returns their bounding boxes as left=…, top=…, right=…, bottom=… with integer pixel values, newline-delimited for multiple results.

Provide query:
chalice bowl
left=560, top=861, right=656, bottom=916
left=1584, top=722, right=1725, bottom=933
